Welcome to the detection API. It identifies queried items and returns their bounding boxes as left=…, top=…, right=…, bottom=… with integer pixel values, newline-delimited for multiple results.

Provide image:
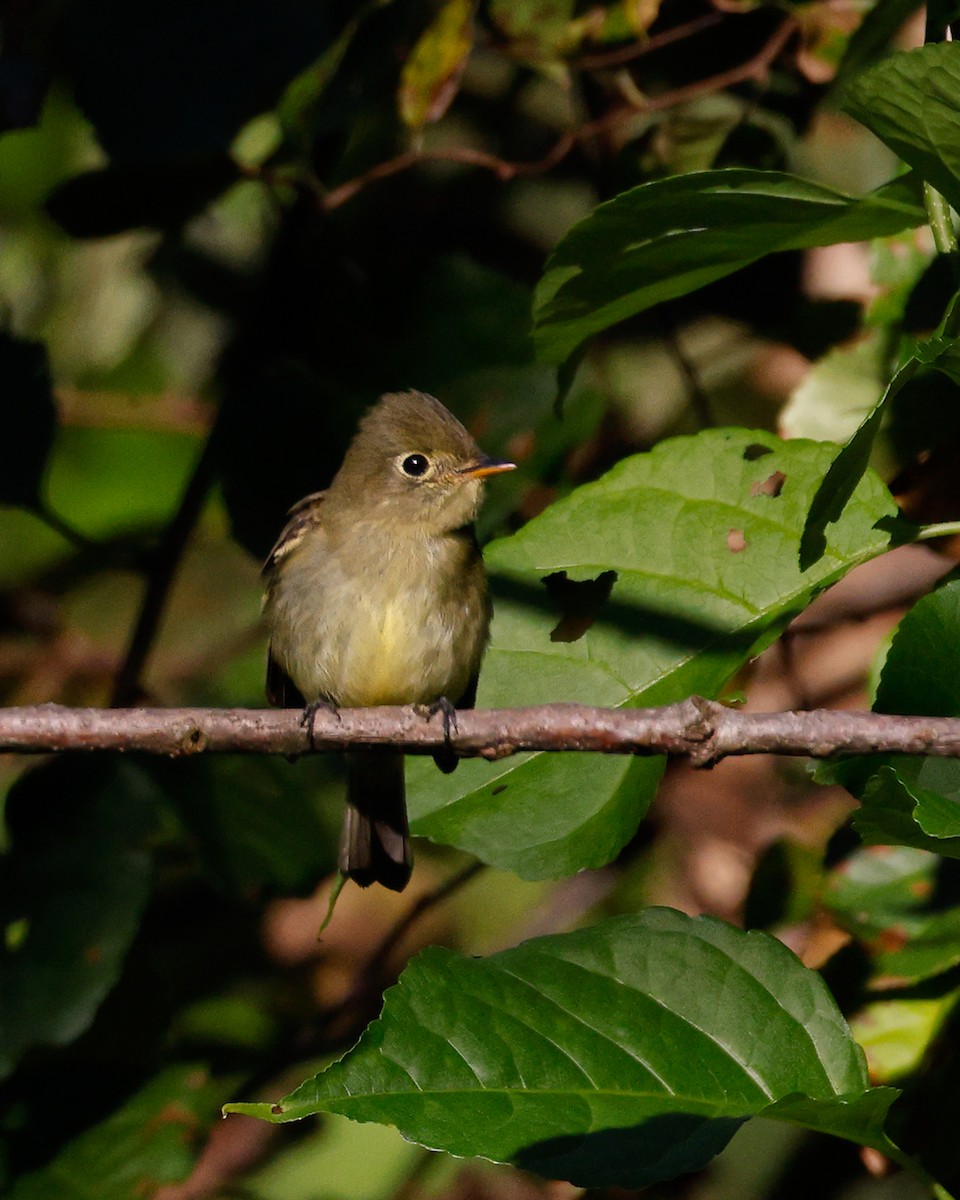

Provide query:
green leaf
left=876, top=575, right=960, bottom=718
left=398, top=0, right=475, bottom=129
left=408, top=428, right=897, bottom=878
left=873, top=908, right=960, bottom=986
left=0, top=330, right=56, bottom=507
left=853, top=992, right=960, bottom=1082
left=798, top=363, right=910, bottom=570
left=532, top=170, right=925, bottom=366
left=0, top=759, right=159, bottom=1078
left=9, top=1064, right=231, bottom=1199
left=781, top=332, right=886, bottom=445
left=844, top=578, right=960, bottom=854
left=853, top=765, right=960, bottom=855
left=824, top=846, right=960, bottom=986
left=842, top=43, right=960, bottom=213
left=836, top=0, right=924, bottom=83
left=227, top=910, right=902, bottom=1187
left=489, top=0, right=575, bottom=53
left=800, top=297, right=960, bottom=569
left=824, top=845, right=936, bottom=930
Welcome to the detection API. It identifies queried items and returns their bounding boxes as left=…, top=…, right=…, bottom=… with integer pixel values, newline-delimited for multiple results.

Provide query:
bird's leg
left=416, top=696, right=459, bottom=774
left=300, top=696, right=341, bottom=750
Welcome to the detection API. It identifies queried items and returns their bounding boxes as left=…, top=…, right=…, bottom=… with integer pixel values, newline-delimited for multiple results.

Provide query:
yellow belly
left=337, top=599, right=423, bottom=706
left=266, top=526, right=487, bottom=708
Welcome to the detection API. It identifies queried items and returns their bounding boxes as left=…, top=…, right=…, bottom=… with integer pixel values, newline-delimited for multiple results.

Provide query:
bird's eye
left=401, top=453, right=430, bottom=477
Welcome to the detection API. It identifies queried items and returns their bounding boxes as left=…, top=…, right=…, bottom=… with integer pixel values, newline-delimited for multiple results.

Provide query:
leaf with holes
left=408, top=428, right=897, bottom=879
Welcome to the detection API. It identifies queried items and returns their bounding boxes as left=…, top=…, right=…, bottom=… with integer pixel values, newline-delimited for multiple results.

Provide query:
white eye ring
left=399, top=453, right=430, bottom=478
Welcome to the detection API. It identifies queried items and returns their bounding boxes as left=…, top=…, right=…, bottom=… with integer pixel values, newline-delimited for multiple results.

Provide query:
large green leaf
left=9, top=1065, right=230, bottom=1199
left=0, top=759, right=158, bottom=1078
left=408, top=428, right=897, bottom=878
left=228, top=909, right=903, bottom=1187
left=843, top=43, right=960, bottom=213
left=532, top=170, right=925, bottom=365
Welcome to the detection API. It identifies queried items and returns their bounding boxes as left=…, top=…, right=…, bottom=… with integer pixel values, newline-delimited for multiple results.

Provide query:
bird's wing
left=261, top=490, right=327, bottom=576
left=263, top=491, right=327, bottom=708
left=265, top=652, right=306, bottom=708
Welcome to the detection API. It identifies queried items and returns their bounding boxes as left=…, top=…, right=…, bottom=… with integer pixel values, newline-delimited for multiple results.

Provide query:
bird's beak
left=458, top=456, right=517, bottom=480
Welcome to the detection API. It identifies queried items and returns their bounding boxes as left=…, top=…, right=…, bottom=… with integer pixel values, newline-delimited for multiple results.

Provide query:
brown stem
left=319, top=17, right=797, bottom=212
left=323, top=860, right=485, bottom=1028
left=6, top=699, right=960, bottom=765
left=576, top=11, right=725, bottom=70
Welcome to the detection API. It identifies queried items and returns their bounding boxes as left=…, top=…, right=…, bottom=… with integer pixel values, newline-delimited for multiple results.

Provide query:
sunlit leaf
left=409, top=428, right=897, bottom=879
left=853, top=993, right=959, bottom=1082
left=399, top=0, right=475, bottom=129
left=228, top=910, right=904, bottom=1186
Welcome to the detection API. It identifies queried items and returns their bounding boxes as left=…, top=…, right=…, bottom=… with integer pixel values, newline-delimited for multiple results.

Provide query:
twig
left=576, top=12, right=725, bottom=71
left=240, top=861, right=487, bottom=1091
left=322, top=138, right=575, bottom=211
left=319, top=18, right=798, bottom=212
left=6, top=699, right=960, bottom=766
left=367, top=860, right=485, bottom=966
left=640, top=16, right=798, bottom=111
left=323, top=861, right=485, bottom=1027
left=33, top=500, right=95, bottom=551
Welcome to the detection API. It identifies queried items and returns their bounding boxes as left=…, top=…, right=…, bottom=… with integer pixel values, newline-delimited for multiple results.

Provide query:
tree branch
left=317, top=17, right=797, bottom=212
left=4, top=699, right=960, bottom=766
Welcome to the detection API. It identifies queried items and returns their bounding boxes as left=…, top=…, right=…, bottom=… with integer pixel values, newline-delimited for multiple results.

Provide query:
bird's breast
left=268, top=528, right=488, bottom=708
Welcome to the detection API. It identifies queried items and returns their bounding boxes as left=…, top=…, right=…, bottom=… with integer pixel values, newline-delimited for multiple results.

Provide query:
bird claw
left=416, top=695, right=458, bottom=735
left=300, top=698, right=341, bottom=749
left=417, top=697, right=459, bottom=773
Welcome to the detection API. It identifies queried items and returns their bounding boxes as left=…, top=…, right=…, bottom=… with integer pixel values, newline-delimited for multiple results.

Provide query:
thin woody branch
left=3, top=699, right=960, bottom=766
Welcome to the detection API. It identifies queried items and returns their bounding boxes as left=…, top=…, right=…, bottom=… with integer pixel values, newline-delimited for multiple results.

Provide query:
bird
left=262, top=390, right=515, bottom=891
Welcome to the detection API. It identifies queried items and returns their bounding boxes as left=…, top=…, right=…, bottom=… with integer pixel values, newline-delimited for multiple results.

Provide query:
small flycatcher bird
left=262, top=390, right=515, bottom=892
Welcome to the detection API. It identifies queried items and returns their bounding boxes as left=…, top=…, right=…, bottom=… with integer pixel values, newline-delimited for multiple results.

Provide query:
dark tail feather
left=341, top=750, right=411, bottom=891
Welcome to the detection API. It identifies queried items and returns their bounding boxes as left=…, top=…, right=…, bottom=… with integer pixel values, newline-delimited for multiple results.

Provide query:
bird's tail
left=341, top=750, right=411, bottom=891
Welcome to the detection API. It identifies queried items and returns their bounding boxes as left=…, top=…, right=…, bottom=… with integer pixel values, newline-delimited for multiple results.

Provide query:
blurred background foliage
left=1, top=0, right=957, bottom=1196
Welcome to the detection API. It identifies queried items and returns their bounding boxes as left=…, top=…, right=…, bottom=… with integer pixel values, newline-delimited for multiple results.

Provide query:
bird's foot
left=416, top=696, right=459, bottom=774
left=300, top=697, right=341, bottom=750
